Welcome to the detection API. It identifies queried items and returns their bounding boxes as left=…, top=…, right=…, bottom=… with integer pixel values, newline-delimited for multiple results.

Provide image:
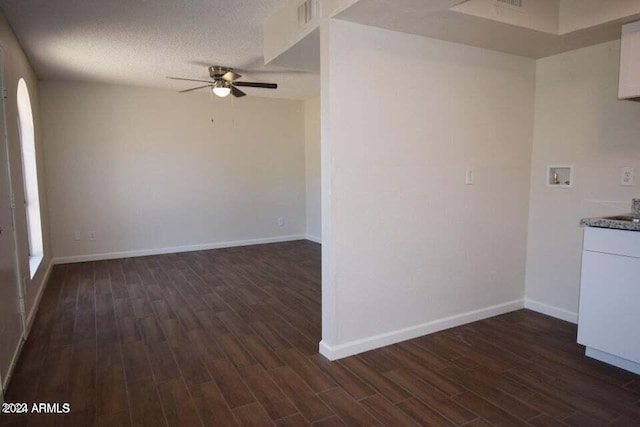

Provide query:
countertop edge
left=580, top=216, right=640, bottom=232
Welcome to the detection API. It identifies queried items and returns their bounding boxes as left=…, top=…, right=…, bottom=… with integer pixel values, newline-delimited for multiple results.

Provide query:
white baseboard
left=2, top=258, right=54, bottom=393
left=524, top=299, right=578, bottom=324
left=52, top=235, right=307, bottom=264
left=2, top=335, right=23, bottom=394
left=305, top=235, right=322, bottom=244
left=26, top=259, right=54, bottom=334
left=319, top=299, right=525, bottom=360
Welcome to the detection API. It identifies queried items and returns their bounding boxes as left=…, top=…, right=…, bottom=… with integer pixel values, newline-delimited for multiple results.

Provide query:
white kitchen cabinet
left=619, top=20, right=640, bottom=100
left=578, top=227, right=640, bottom=374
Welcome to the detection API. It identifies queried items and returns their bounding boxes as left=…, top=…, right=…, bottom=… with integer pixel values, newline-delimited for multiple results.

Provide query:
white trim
left=2, top=335, right=23, bottom=393
left=319, top=299, right=524, bottom=360
left=2, top=258, right=53, bottom=393
left=25, top=258, right=54, bottom=334
left=305, top=235, right=322, bottom=244
left=52, top=235, right=307, bottom=264
left=585, top=347, right=640, bottom=375
left=28, top=253, right=43, bottom=279
left=524, top=299, right=578, bottom=324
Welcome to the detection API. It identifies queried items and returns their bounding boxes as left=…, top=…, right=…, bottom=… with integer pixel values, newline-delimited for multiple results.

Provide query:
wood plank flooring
left=1, top=240, right=639, bottom=426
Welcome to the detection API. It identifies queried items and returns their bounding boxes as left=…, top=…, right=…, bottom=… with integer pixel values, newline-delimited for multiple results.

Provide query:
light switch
left=621, top=167, right=634, bottom=186
left=465, top=168, right=474, bottom=185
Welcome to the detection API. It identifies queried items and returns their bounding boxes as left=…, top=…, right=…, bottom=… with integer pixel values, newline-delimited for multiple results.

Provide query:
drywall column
left=320, top=18, right=337, bottom=352
left=320, top=19, right=535, bottom=360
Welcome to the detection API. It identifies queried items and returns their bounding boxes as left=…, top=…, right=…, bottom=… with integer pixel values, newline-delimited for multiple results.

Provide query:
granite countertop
left=580, top=216, right=640, bottom=231
left=580, top=199, right=640, bottom=232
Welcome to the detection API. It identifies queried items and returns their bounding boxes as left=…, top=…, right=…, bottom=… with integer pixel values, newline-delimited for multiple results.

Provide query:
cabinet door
left=619, top=20, right=640, bottom=99
left=578, top=251, right=640, bottom=363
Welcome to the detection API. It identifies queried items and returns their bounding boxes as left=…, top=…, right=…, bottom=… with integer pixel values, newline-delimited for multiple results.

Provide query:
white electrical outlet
left=277, top=217, right=285, bottom=227
left=465, top=168, right=474, bottom=185
left=621, top=167, right=634, bottom=186
left=88, top=231, right=97, bottom=241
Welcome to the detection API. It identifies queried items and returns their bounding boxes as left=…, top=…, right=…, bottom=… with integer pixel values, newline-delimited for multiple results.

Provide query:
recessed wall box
left=546, top=165, right=574, bottom=188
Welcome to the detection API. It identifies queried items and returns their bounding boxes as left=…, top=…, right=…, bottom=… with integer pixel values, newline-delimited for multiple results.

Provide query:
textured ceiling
left=0, top=0, right=319, bottom=100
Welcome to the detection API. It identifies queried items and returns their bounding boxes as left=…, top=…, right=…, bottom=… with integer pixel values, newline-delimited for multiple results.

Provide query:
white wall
left=304, top=96, right=321, bottom=242
left=0, top=11, right=52, bottom=389
left=452, top=0, right=559, bottom=34
left=41, top=82, right=307, bottom=261
left=321, top=20, right=536, bottom=359
left=525, top=41, right=640, bottom=321
left=0, top=13, right=52, bottom=330
left=263, top=0, right=359, bottom=65
left=559, top=0, right=640, bottom=34
left=263, top=0, right=320, bottom=65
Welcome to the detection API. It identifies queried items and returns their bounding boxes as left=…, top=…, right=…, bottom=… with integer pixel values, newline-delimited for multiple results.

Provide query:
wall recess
left=546, top=165, right=574, bottom=188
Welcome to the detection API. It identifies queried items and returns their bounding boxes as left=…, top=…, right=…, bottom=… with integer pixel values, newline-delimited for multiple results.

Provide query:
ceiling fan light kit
left=212, top=80, right=231, bottom=97
left=168, top=66, right=278, bottom=98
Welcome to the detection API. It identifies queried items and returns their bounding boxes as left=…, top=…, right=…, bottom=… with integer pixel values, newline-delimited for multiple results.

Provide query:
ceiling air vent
left=298, top=0, right=318, bottom=26
left=496, top=0, right=523, bottom=8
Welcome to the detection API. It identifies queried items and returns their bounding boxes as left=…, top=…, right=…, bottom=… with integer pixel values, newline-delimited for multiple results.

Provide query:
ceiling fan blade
left=233, top=82, right=278, bottom=89
left=168, top=76, right=214, bottom=84
left=222, top=71, right=242, bottom=82
left=231, top=86, right=247, bottom=98
left=179, top=84, right=213, bottom=93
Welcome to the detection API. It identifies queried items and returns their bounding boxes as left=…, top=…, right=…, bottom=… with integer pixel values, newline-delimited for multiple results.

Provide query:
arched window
left=17, top=78, right=43, bottom=277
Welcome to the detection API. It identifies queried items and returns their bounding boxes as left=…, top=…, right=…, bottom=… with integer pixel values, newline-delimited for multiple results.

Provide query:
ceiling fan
left=167, top=66, right=278, bottom=98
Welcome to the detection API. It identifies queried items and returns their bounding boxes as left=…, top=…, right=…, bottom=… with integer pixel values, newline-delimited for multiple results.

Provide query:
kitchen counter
left=580, top=198, right=640, bottom=231
left=580, top=216, right=640, bottom=231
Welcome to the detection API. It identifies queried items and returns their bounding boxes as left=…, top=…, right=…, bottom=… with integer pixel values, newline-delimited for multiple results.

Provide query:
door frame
left=0, top=47, right=28, bottom=395
left=0, top=48, right=27, bottom=332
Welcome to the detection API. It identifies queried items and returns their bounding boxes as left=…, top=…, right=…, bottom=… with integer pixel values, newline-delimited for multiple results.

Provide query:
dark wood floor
left=1, top=240, right=639, bottom=426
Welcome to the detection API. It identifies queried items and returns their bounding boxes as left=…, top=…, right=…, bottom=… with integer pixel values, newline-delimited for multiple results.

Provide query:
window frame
left=16, top=78, right=43, bottom=278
